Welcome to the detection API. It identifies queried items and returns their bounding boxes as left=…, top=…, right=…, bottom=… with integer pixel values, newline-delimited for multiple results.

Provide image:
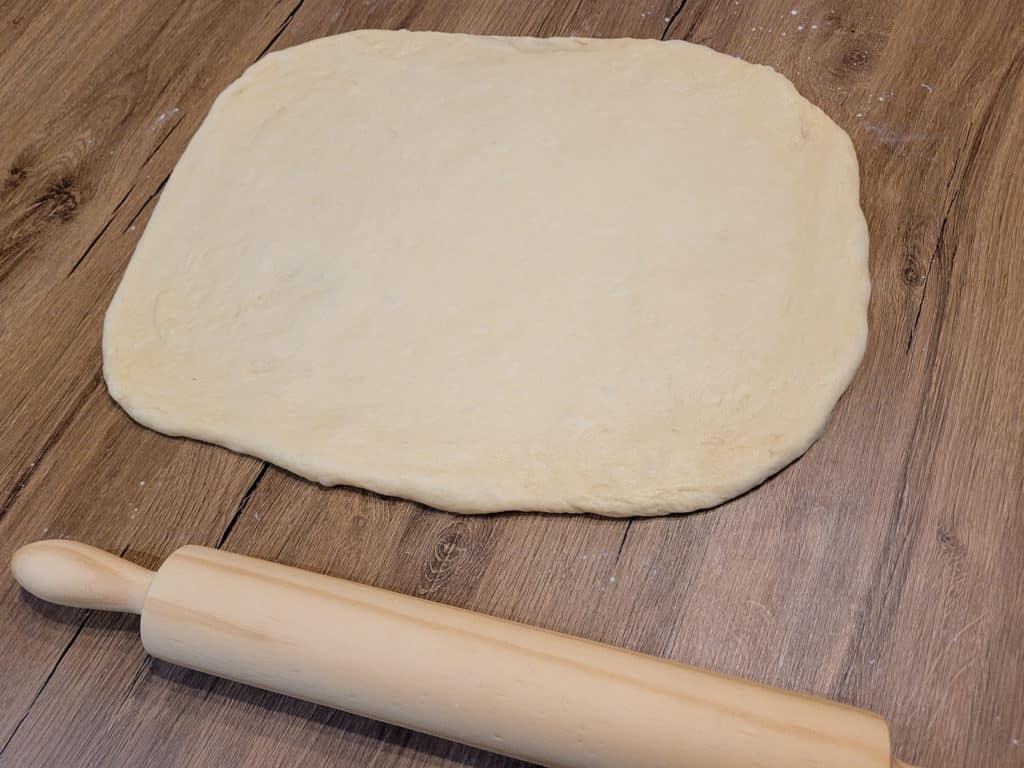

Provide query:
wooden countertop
left=2, top=2, right=1022, bottom=766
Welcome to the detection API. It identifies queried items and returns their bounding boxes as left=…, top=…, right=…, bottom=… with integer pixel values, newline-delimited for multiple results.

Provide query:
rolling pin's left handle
left=11, top=540, right=154, bottom=615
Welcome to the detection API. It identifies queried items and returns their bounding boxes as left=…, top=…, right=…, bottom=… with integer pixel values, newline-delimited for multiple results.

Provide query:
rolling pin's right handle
left=11, top=539, right=154, bottom=615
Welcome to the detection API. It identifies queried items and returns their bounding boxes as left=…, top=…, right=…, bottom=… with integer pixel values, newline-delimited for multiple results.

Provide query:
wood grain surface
left=1, top=1, right=1021, bottom=766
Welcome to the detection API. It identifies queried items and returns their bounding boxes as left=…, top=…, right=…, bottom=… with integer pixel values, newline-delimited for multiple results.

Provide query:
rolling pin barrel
left=12, top=541, right=917, bottom=768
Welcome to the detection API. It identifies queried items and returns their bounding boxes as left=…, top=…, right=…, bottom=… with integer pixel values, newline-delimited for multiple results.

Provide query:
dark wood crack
left=216, top=463, right=269, bottom=549
left=0, top=372, right=102, bottom=523
left=833, top=52, right=1024, bottom=695
left=121, top=172, right=171, bottom=235
left=256, top=0, right=306, bottom=62
left=0, top=611, right=91, bottom=759
left=142, top=112, right=185, bottom=169
left=660, top=0, right=689, bottom=40
left=66, top=183, right=135, bottom=277
left=613, top=519, right=633, bottom=566
left=396, top=0, right=427, bottom=30
left=906, top=51, right=1024, bottom=353
left=115, top=656, right=151, bottom=712
left=906, top=213, right=949, bottom=354
left=831, top=397, right=925, bottom=700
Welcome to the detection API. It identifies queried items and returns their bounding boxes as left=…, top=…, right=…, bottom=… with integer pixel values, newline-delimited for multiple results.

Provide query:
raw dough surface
left=104, top=30, right=869, bottom=516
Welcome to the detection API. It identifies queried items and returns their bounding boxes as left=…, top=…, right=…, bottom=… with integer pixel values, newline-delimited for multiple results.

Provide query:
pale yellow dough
left=104, top=30, right=869, bottom=516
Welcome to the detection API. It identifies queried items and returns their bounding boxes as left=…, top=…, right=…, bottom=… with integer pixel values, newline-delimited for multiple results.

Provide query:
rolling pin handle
left=11, top=540, right=154, bottom=615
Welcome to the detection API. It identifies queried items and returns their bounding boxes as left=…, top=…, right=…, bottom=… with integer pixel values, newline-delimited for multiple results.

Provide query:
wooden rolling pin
left=11, top=540, right=919, bottom=768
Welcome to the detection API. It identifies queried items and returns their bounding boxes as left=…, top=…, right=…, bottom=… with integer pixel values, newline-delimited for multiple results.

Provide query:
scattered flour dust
left=156, top=107, right=180, bottom=123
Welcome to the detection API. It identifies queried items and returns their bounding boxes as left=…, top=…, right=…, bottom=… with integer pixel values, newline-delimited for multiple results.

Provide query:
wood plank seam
left=907, top=50, right=1024, bottom=353
left=0, top=543, right=134, bottom=760
left=0, top=611, right=92, bottom=760
left=114, top=657, right=152, bottom=713
left=832, top=335, right=938, bottom=700
left=613, top=519, right=633, bottom=566
left=141, top=113, right=187, bottom=173
left=0, top=0, right=324, bottom=538
left=904, top=122, right=970, bottom=354
left=121, top=173, right=171, bottom=236
left=72, top=109, right=186, bottom=277
left=66, top=183, right=136, bottom=277
left=273, top=525, right=298, bottom=562
left=64, top=0, right=305, bottom=286
left=906, top=213, right=950, bottom=354
left=216, top=463, right=270, bottom=549
left=661, top=0, right=689, bottom=40
left=256, top=0, right=308, bottom=62
left=833, top=43, right=1024, bottom=708
left=0, top=372, right=102, bottom=523
left=0, top=6, right=339, bottom=752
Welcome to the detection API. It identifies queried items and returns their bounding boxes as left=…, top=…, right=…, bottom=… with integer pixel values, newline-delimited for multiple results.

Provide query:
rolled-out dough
left=104, top=30, right=869, bottom=516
